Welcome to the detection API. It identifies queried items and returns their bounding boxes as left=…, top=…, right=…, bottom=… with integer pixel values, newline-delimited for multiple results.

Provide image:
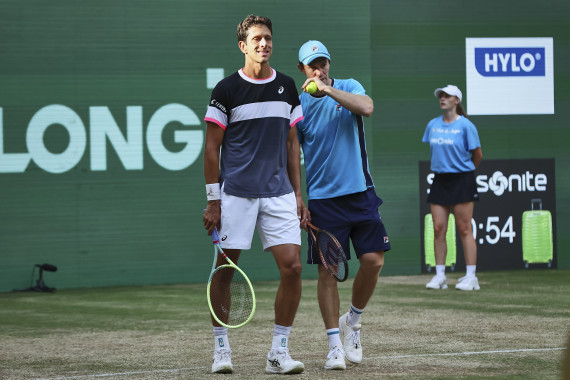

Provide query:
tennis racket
left=206, top=227, right=256, bottom=328
left=307, top=222, right=348, bottom=282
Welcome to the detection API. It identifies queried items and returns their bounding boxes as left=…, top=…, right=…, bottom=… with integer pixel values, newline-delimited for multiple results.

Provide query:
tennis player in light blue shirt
left=295, top=40, right=391, bottom=371
left=297, top=78, right=373, bottom=199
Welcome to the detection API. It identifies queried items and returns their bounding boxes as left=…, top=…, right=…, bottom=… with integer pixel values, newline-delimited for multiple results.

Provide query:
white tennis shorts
left=219, top=188, right=301, bottom=251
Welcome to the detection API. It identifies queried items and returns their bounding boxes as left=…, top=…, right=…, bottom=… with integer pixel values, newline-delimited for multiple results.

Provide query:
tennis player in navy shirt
left=203, top=15, right=309, bottom=375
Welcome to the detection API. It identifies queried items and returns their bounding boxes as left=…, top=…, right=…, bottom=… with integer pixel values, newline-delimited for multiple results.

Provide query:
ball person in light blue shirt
left=422, top=85, right=483, bottom=291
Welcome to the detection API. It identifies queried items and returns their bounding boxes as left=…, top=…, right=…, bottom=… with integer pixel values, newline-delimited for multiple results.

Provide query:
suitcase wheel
left=524, top=260, right=552, bottom=269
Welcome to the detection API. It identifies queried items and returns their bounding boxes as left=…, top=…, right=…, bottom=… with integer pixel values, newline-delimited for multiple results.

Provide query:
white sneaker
left=457, top=275, right=467, bottom=283
left=455, top=276, right=480, bottom=291
left=212, top=348, right=233, bottom=374
left=339, top=312, right=362, bottom=364
left=426, top=275, right=448, bottom=290
left=265, top=348, right=304, bottom=374
left=324, top=345, right=346, bottom=370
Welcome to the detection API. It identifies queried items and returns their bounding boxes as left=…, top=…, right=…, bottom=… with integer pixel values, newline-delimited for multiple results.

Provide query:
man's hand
left=203, top=200, right=221, bottom=235
left=296, top=195, right=311, bottom=231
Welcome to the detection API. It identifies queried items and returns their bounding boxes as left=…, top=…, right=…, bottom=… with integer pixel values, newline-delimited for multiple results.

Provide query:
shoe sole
left=456, top=286, right=480, bottom=291
left=265, top=365, right=304, bottom=374
left=212, top=366, right=233, bottom=374
left=325, top=364, right=347, bottom=370
left=426, top=284, right=448, bottom=289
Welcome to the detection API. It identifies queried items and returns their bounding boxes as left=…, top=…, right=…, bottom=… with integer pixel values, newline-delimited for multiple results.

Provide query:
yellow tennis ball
left=306, top=81, right=318, bottom=94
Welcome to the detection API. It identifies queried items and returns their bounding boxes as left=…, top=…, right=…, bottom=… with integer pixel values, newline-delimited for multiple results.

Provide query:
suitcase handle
left=531, top=198, right=542, bottom=210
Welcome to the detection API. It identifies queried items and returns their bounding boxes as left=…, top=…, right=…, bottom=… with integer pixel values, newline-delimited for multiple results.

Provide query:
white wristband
left=206, top=183, right=221, bottom=201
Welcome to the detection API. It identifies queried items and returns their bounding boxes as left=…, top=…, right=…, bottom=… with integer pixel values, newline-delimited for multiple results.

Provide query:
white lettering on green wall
left=0, top=104, right=203, bottom=173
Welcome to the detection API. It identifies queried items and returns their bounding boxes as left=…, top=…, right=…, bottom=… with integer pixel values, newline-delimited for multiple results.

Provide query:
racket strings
left=209, top=266, right=254, bottom=326
left=317, top=232, right=347, bottom=281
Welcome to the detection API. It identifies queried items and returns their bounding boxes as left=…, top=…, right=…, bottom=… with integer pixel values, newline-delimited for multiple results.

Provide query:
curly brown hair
left=237, top=14, right=272, bottom=42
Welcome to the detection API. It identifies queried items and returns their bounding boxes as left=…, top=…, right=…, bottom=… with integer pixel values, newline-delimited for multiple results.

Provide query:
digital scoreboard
left=419, top=159, right=557, bottom=272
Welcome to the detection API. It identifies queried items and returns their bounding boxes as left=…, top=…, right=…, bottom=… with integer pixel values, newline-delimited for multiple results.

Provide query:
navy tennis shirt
left=205, top=68, right=303, bottom=198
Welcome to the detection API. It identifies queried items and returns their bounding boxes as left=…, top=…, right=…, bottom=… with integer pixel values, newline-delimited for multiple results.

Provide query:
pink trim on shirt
left=204, top=117, right=226, bottom=130
left=238, top=68, right=276, bottom=83
left=291, top=116, right=304, bottom=128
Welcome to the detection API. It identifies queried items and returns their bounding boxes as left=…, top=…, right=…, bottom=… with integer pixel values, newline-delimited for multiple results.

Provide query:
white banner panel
left=465, top=38, right=554, bottom=115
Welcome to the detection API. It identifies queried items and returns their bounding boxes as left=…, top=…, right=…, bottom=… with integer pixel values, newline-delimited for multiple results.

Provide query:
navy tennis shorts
left=306, top=188, right=391, bottom=264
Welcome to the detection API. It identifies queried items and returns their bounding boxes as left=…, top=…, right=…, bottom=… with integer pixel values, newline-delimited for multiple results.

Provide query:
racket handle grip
left=211, top=227, right=220, bottom=243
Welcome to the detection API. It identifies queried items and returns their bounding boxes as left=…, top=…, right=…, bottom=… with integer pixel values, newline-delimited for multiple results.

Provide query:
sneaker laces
left=348, top=329, right=361, bottom=349
left=327, top=345, right=344, bottom=359
left=272, top=348, right=293, bottom=362
left=214, top=349, right=232, bottom=362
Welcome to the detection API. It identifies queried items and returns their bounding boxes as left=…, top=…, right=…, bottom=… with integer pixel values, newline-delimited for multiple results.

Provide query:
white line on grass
left=34, top=347, right=566, bottom=380
left=33, top=367, right=208, bottom=380
left=368, top=347, right=566, bottom=360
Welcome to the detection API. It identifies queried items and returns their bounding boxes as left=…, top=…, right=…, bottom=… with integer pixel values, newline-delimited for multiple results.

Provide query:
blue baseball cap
left=298, top=40, right=331, bottom=65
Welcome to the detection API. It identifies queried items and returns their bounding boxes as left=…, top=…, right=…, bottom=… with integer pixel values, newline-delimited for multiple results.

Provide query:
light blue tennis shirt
left=422, top=115, right=481, bottom=173
left=297, top=78, right=374, bottom=200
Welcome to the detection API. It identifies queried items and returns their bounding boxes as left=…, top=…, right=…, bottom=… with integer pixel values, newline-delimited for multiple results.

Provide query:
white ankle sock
left=272, top=324, right=291, bottom=350
left=347, top=304, right=363, bottom=326
left=213, top=326, right=230, bottom=351
left=436, top=265, right=446, bottom=278
left=327, top=328, right=342, bottom=349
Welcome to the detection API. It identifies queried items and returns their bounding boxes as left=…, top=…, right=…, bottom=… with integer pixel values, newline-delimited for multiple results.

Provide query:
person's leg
left=454, top=202, right=480, bottom=291
left=426, top=204, right=451, bottom=289
left=210, top=249, right=241, bottom=326
left=338, top=189, right=391, bottom=363
left=210, top=192, right=258, bottom=373
left=351, top=251, right=384, bottom=311
left=265, top=243, right=305, bottom=374
left=271, top=244, right=303, bottom=328
left=454, top=201, right=476, bottom=266
left=256, top=191, right=303, bottom=329
left=318, top=264, right=340, bottom=328
left=339, top=251, right=384, bottom=364
left=258, top=192, right=305, bottom=374
left=317, top=264, right=346, bottom=370
left=209, top=248, right=241, bottom=374
left=308, top=193, right=350, bottom=370
left=430, top=203, right=451, bottom=267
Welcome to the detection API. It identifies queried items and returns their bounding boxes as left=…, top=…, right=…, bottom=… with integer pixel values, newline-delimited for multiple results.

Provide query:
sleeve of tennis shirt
left=291, top=104, right=303, bottom=127
left=204, top=81, right=229, bottom=130
left=289, top=75, right=304, bottom=127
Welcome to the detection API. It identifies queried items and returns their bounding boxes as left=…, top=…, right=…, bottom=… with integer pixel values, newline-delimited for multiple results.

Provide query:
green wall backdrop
left=1, top=0, right=568, bottom=291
